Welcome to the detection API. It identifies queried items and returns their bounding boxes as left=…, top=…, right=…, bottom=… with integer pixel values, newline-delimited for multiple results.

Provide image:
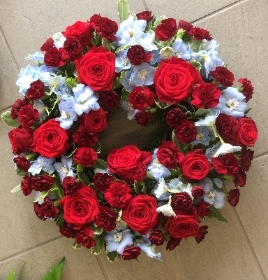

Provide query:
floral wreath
left=2, top=0, right=258, bottom=262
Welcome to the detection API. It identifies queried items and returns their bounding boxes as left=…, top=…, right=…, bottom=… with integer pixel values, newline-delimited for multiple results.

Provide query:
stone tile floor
left=0, top=0, right=267, bottom=279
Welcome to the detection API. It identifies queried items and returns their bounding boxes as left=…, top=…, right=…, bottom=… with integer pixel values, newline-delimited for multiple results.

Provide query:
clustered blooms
left=3, top=1, right=258, bottom=262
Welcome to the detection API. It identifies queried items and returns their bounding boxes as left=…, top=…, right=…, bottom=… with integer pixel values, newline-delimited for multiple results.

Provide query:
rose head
left=82, top=108, right=108, bottom=133
left=8, top=127, right=33, bottom=155
left=237, top=117, right=258, bottom=147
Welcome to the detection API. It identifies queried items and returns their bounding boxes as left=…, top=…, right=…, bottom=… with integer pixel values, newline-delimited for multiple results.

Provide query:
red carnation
left=99, top=91, right=119, bottom=111
left=127, top=45, right=152, bottom=66
left=155, top=18, right=177, bottom=41
left=191, top=186, right=205, bottom=198
left=174, top=119, right=197, bottom=143
left=133, top=163, right=147, bottom=182
left=20, top=175, right=33, bottom=196
left=166, top=237, right=182, bottom=250
left=93, top=173, right=114, bottom=192
left=171, top=192, right=193, bottom=214
left=32, top=175, right=54, bottom=192
left=26, top=80, right=45, bottom=100
left=40, top=37, right=54, bottom=51
left=149, top=229, right=164, bottom=246
left=240, top=149, right=254, bottom=171
left=234, top=169, right=247, bottom=187
left=191, top=83, right=221, bottom=108
left=44, top=47, right=65, bottom=67
left=210, top=66, right=234, bottom=87
left=95, top=206, right=117, bottom=231
left=212, top=153, right=239, bottom=175
left=136, top=11, right=154, bottom=22
left=10, top=98, right=29, bottom=119
left=178, top=20, right=193, bottom=32
left=75, top=227, right=96, bottom=248
left=195, top=225, right=209, bottom=243
left=227, top=189, right=240, bottom=206
left=13, top=155, right=29, bottom=172
left=122, top=246, right=141, bottom=261
left=72, top=125, right=98, bottom=147
left=62, top=176, right=81, bottom=195
left=59, top=223, right=77, bottom=238
left=63, top=36, right=83, bottom=60
left=166, top=107, right=187, bottom=127
left=129, top=86, right=155, bottom=110
left=196, top=201, right=210, bottom=218
left=41, top=197, right=59, bottom=219
left=134, top=111, right=152, bottom=126
left=238, top=78, right=254, bottom=101
left=189, top=27, right=212, bottom=40
left=73, top=147, right=98, bottom=167
left=33, top=202, right=46, bottom=221
left=18, top=104, right=39, bottom=128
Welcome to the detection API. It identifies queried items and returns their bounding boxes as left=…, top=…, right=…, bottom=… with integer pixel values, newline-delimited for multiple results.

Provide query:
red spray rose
left=212, top=153, right=239, bottom=175
left=134, top=111, right=152, bottom=126
left=155, top=18, right=177, bottom=41
left=122, top=195, right=159, bottom=235
left=136, top=11, right=154, bottom=22
left=75, top=227, right=96, bottom=248
left=157, top=141, right=184, bottom=169
left=127, top=45, right=151, bottom=66
left=191, top=83, right=221, bottom=108
left=107, top=145, right=152, bottom=182
left=210, top=66, right=234, bottom=87
left=182, top=149, right=211, bottom=181
left=149, top=229, right=164, bottom=246
left=31, top=119, right=69, bottom=158
left=8, top=127, right=33, bottom=154
left=82, top=108, right=108, bottom=133
left=174, top=119, right=197, bottom=143
left=95, top=206, right=117, bottom=231
left=154, top=58, right=203, bottom=104
left=93, top=173, right=114, bottom=192
left=227, top=189, right=240, bottom=206
left=26, top=80, right=45, bottom=100
left=60, top=186, right=99, bottom=227
left=237, top=117, right=258, bottom=147
left=18, top=104, right=39, bottom=128
left=13, top=155, right=29, bottom=172
left=72, top=125, right=98, bottom=147
left=122, top=246, right=141, bottom=260
left=32, top=175, right=54, bottom=192
left=99, top=91, right=119, bottom=111
left=165, top=213, right=200, bottom=239
left=75, top=46, right=115, bottom=91
left=238, top=78, right=254, bottom=101
left=129, top=86, right=155, bottom=110
left=166, top=107, right=187, bottom=127
left=73, top=147, right=98, bottom=167
left=104, top=181, right=132, bottom=209
left=195, top=225, right=209, bottom=243
left=189, top=27, right=212, bottom=40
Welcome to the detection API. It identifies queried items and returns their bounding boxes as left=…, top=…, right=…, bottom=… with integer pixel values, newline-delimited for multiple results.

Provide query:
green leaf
left=92, top=158, right=107, bottom=170
left=93, top=142, right=101, bottom=154
left=207, top=205, right=228, bottom=222
left=155, top=100, right=170, bottom=109
left=78, top=170, right=90, bottom=185
left=6, top=267, right=17, bottom=280
left=1, top=111, right=20, bottom=127
left=55, top=211, right=64, bottom=228
left=194, top=109, right=211, bottom=118
left=102, top=39, right=111, bottom=51
left=121, top=88, right=129, bottom=102
left=117, top=0, right=130, bottom=22
left=15, top=168, right=28, bottom=176
left=89, top=223, right=103, bottom=235
left=91, top=234, right=105, bottom=255
left=11, top=184, right=21, bottom=193
left=41, top=190, right=49, bottom=199
left=134, top=182, right=147, bottom=194
left=106, top=251, right=118, bottom=262
left=152, top=15, right=167, bottom=29
left=73, top=241, right=83, bottom=249
left=42, top=257, right=65, bottom=280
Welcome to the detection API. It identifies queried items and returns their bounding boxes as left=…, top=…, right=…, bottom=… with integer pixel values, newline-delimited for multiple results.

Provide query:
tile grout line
left=253, top=151, right=268, bottom=162
left=96, top=256, right=110, bottom=280
left=191, top=0, right=248, bottom=24
left=141, top=0, right=148, bottom=10
left=0, top=236, right=63, bottom=263
left=0, top=25, right=20, bottom=71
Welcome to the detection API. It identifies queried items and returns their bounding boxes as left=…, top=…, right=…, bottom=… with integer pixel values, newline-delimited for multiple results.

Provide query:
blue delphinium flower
left=191, top=126, right=211, bottom=146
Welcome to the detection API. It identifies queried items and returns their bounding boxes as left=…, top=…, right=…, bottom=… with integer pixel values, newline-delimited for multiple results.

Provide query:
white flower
left=115, top=49, right=131, bottom=73
left=105, top=230, right=133, bottom=254
left=32, top=190, right=44, bottom=205
left=28, top=156, right=55, bottom=175
left=55, top=98, right=78, bottom=129
left=213, top=143, right=241, bottom=157
left=148, top=159, right=171, bottom=180
left=54, top=156, right=74, bottom=181
left=195, top=110, right=220, bottom=127
left=153, top=177, right=169, bottom=199
left=52, top=32, right=66, bottom=49
left=156, top=203, right=176, bottom=217
left=137, top=242, right=162, bottom=260
left=120, top=100, right=138, bottom=120
left=42, top=73, right=66, bottom=88
left=134, top=30, right=158, bottom=52
left=33, top=100, right=47, bottom=122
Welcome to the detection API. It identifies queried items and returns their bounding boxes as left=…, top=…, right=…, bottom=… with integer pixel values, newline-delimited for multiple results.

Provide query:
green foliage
left=92, top=158, right=107, bottom=170
left=207, top=205, right=228, bottom=222
left=121, top=88, right=129, bottom=102
left=73, top=241, right=83, bottom=249
left=15, top=168, right=28, bottom=176
left=11, top=184, right=21, bottom=193
left=155, top=100, right=170, bottom=109
left=118, top=0, right=130, bottom=22
left=42, top=257, right=65, bottom=280
left=89, top=223, right=103, bottom=235
left=102, top=39, right=111, bottom=51
left=91, top=234, right=105, bottom=255
left=106, top=251, right=118, bottom=262
left=6, top=267, right=17, bottom=280
left=55, top=211, right=64, bottom=228
left=152, top=15, right=167, bottom=30
left=194, top=109, right=211, bottom=118
left=1, top=111, right=19, bottom=127
left=78, top=170, right=90, bottom=185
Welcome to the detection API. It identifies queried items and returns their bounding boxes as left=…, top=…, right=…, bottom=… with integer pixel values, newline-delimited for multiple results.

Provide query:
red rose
left=182, top=149, right=211, bottom=181
left=174, top=119, right=197, bottom=143
left=191, top=186, right=205, bottom=198
left=157, top=141, right=184, bottom=169
left=95, top=206, right=117, bottom=231
left=75, top=46, right=115, bottom=91
left=93, top=173, right=114, bottom=192
left=104, top=181, right=132, bottom=209
left=73, top=147, right=98, bottom=167
left=129, top=86, right=155, bottom=110
left=136, top=11, right=154, bottom=22
left=165, top=213, right=200, bottom=239
left=107, top=145, right=152, bottom=182
left=134, top=111, right=152, bottom=126
left=191, top=83, right=221, bottom=108
left=133, top=163, right=147, bottom=182
left=122, top=195, right=158, bottom=234
left=122, top=246, right=141, bottom=261
left=32, top=175, right=54, bottom=192
left=75, top=227, right=96, bottom=248
left=63, top=21, right=92, bottom=49
left=195, top=225, right=209, bottom=243
left=166, top=237, right=182, bottom=250
left=178, top=20, right=193, bottom=32
left=62, top=176, right=81, bottom=195
left=99, top=91, right=119, bottom=111
left=31, top=119, right=69, bottom=158
left=212, top=153, right=239, bottom=175
left=40, top=37, right=54, bottom=51
left=90, top=14, right=118, bottom=42
left=127, top=45, right=151, bottom=66
left=10, top=98, right=29, bottom=119
left=154, top=58, right=203, bottom=104
left=234, top=169, right=247, bottom=187
left=63, top=37, right=83, bottom=60
left=82, top=108, right=108, bottom=133
left=73, top=125, right=98, bottom=147
left=215, top=114, right=238, bottom=145
left=149, top=229, right=164, bottom=246
left=26, top=80, right=45, bottom=100
left=21, top=175, right=33, bottom=196
left=60, top=186, right=99, bottom=227
left=155, top=18, right=177, bottom=41
left=59, top=223, right=77, bottom=238
left=227, top=189, right=240, bottom=206
left=196, top=201, right=210, bottom=218
left=18, top=104, right=39, bottom=127
left=44, top=47, right=65, bottom=67
left=240, top=149, right=254, bottom=171
left=238, top=78, right=254, bottom=101
left=41, top=197, right=59, bottom=219
left=237, top=117, right=258, bottom=147
left=189, top=27, right=212, bottom=40
left=166, top=107, right=187, bottom=127
left=13, top=155, right=29, bottom=172
left=210, top=66, right=234, bottom=87
left=171, top=192, right=193, bottom=213
left=8, top=127, right=33, bottom=154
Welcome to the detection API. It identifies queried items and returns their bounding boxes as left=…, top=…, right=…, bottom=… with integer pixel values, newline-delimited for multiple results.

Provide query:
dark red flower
left=196, top=201, right=210, bottom=218
left=189, top=27, right=212, bottom=40
left=149, top=229, right=164, bottom=246
left=212, top=153, right=239, bottom=175
left=195, top=225, right=209, bottom=243
left=237, top=117, right=258, bottom=147
left=59, top=223, right=77, bottom=238
left=20, top=175, right=33, bottom=196
left=95, top=206, right=117, bottom=231
left=171, top=192, right=193, bottom=214
left=191, top=186, right=205, bottom=198
left=133, top=163, right=147, bottom=182
left=62, top=176, right=81, bottom=195
left=166, top=107, right=187, bottom=127
left=10, top=98, right=29, bottom=119
left=240, top=149, right=254, bottom=171
left=210, top=66, right=234, bottom=87
left=26, top=80, right=45, bottom=100
left=40, top=37, right=54, bottom=51
left=18, top=104, right=39, bottom=128
left=32, top=175, right=54, bottom=192
left=227, top=189, right=240, bottom=206
left=99, top=91, right=119, bottom=111
left=129, top=86, right=155, bottom=110
left=73, top=125, right=98, bottom=147
left=234, top=169, right=247, bottom=187
left=33, top=202, right=46, bottom=221
left=82, top=108, right=108, bottom=133
left=166, top=237, right=182, bottom=250
left=13, top=155, right=29, bottom=172
left=73, top=147, right=98, bottom=167
left=44, top=47, right=65, bottom=67
left=93, top=173, right=114, bottom=192
left=136, top=11, right=154, bottom=22
left=134, top=111, right=152, bottom=126
left=63, top=36, right=83, bottom=60
left=41, top=197, right=59, bottom=219
left=238, top=78, right=254, bottom=101
left=122, top=246, right=141, bottom=260
left=175, top=119, right=197, bottom=144
left=8, top=127, right=33, bottom=154
left=155, top=18, right=177, bottom=41
left=75, top=227, right=96, bottom=248
left=215, top=114, right=238, bottom=145
left=178, top=20, right=193, bottom=32
left=127, top=45, right=152, bottom=66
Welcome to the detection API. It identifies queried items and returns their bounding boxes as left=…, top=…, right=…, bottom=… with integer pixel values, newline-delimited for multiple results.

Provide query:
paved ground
left=0, top=0, right=267, bottom=279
